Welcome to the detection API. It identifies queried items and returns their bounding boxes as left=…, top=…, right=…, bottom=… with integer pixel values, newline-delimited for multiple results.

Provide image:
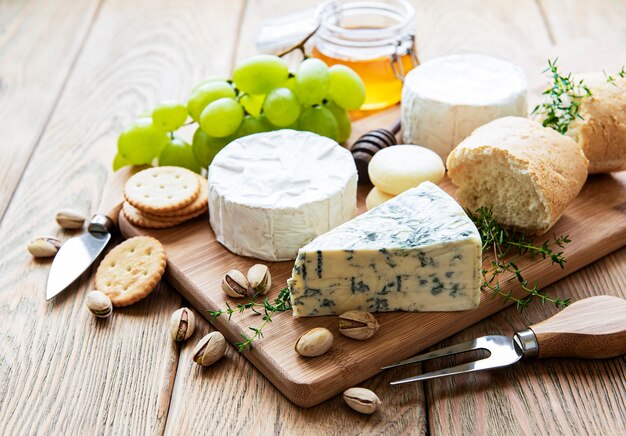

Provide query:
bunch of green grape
left=113, top=55, right=366, bottom=172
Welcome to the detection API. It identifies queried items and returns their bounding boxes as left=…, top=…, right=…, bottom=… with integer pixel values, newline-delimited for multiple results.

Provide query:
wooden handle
left=530, top=296, right=626, bottom=359
left=94, top=165, right=140, bottom=227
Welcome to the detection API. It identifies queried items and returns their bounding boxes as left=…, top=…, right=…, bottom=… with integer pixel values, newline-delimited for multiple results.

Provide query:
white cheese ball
left=365, top=187, right=395, bottom=210
left=368, top=145, right=445, bottom=196
left=401, top=54, right=528, bottom=161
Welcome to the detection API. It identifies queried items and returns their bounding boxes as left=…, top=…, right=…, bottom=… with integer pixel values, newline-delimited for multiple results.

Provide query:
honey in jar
left=312, top=0, right=418, bottom=111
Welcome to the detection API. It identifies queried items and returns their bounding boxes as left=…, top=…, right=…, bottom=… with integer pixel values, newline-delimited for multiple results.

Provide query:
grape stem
left=277, top=24, right=320, bottom=59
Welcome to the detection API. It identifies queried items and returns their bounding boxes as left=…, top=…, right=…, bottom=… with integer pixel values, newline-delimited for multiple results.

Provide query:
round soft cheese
left=401, top=54, right=527, bottom=161
left=365, top=187, right=395, bottom=210
left=208, top=130, right=358, bottom=261
left=368, top=145, right=445, bottom=196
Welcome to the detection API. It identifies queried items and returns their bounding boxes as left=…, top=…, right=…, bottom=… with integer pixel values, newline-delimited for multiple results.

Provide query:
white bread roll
left=566, top=75, right=626, bottom=173
left=447, top=117, right=588, bottom=235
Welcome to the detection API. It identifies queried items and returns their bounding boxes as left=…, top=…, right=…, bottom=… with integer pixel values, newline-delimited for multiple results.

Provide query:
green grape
left=325, top=101, right=351, bottom=143
left=152, top=100, right=188, bottom=132
left=239, top=93, right=265, bottom=117
left=282, top=76, right=296, bottom=93
left=263, top=88, right=301, bottom=127
left=232, top=55, right=289, bottom=94
left=112, top=153, right=131, bottom=171
left=295, top=58, right=329, bottom=105
left=117, top=118, right=168, bottom=164
left=233, top=115, right=270, bottom=139
left=327, top=65, right=366, bottom=110
left=199, top=98, right=244, bottom=138
left=192, top=127, right=231, bottom=168
left=298, top=106, right=339, bottom=141
left=191, top=75, right=228, bottom=93
left=158, top=137, right=202, bottom=173
left=187, top=81, right=236, bottom=121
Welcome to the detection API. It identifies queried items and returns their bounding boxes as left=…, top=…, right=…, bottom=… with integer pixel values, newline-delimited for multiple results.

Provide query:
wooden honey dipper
left=350, top=120, right=401, bottom=184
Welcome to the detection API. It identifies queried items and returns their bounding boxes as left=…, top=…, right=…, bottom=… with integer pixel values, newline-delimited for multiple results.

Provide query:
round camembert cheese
left=401, top=54, right=527, bottom=161
left=208, top=130, right=358, bottom=261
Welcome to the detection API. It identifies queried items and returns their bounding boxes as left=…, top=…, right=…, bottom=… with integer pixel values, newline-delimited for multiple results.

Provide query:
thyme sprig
left=208, top=287, right=292, bottom=351
left=605, top=66, right=625, bottom=84
left=532, top=59, right=592, bottom=134
left=468, top=207, right=571, bottom=310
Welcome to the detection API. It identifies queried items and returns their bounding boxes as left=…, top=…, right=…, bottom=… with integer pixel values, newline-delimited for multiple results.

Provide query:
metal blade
left=389, top=336, right=523, bottom=385
left=46, top=231, right=111, bottom=300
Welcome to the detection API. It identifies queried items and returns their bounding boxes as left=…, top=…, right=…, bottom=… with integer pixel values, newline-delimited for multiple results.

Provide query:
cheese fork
left=382, top=295, right=626, bottom=385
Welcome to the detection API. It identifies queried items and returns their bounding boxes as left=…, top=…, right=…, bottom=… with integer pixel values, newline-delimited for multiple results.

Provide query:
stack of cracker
left=123, top=166, right=208, bottom=229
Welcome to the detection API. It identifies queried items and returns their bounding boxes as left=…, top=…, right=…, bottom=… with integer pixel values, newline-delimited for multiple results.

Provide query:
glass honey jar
left=311, top=0, right=419, bottom=111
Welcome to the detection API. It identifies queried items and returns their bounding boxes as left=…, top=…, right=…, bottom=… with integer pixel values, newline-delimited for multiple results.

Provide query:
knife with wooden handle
left=46, top=166, right=137, bottom=300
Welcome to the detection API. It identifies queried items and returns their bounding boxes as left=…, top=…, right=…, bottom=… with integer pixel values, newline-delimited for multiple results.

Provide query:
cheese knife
left=46, top=166, right=136, bottom=300
left=382, top=295, right=626, bottom=384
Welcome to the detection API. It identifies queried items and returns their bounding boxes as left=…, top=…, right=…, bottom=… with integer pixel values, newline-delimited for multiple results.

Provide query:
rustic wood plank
left=426, top=2, right=626, bottom=433
left=0, top=0, right=244, bottom=433
left=0, top=0, right=102, bottom=220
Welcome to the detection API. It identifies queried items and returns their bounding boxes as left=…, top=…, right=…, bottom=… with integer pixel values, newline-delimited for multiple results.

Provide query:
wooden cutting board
left=119, top=108, right=626, bottom=406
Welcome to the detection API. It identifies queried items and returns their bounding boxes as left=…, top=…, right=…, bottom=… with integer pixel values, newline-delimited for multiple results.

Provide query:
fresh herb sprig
left=605, top=66, right=626, bottom=84
left=468, top=207, right=571, bottom=310
left=532, top=59, right=592, bottom=134
left=208, top=287, right=292, bottom=351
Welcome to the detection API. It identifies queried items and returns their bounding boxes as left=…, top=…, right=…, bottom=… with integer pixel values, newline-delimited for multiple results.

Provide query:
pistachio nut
left=85, top=290, right=113, bottom=318
left=169, top=307, right=196, bottom=342
left=338, top=310, right=380, bottom=340
left=27, top=236, right=62, bottom=258
left=55, top=208, right=86, bottom=230
left=192, top=332, right=227, bottom=366
left=221, top=269, right=249, bottom=298
left=295, top=327, right=333, bottom=357
left=343, top=387, right=381, bottom=414
left=247, top=264, right=271, bottom=295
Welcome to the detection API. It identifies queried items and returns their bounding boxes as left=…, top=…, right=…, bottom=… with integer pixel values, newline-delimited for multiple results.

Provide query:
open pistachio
left=169, top=307, right=195, bottom=342
left=221, top=269, right=249, bottom=298
left=338, top=310, right=380, bottom=340
left=343, top=387, right=381, bottom=414
left=295, top=327, right=333, bottom=357
left=27, top=236, right=62, bottom=258
left=85, top=290, right=113, bottom=318
left=192, top=332, right=227, bottom=367
left=247, top=264, right=271, bottom=295
left=55, top=208, right=86, bottom=229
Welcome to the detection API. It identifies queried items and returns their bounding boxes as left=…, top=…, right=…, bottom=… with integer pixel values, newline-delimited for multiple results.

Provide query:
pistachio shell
left=86, top=290, right=113, bottom=318
left=338, top=310, right=380, bottom=340
left=343, top=387, right=381, bottom=414
left=221, top=269, right=249, bottom=298
left=27, top=236, right=62, bottom=258
left=295, top=327, right=333, bottom=357
left=56, top=208, right=86, bottom=229
left=247, top=264, right=271, bottom=295
left=169, top=307, right=196, bottom=342
left=192, top=332, right=227, bottom=366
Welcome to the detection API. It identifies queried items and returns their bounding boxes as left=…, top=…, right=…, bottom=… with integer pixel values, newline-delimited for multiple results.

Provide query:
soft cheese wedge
left=288, top=182, right=482, bottom=317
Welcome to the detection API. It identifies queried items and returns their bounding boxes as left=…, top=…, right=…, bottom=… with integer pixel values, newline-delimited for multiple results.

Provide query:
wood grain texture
left=0, top=0, right=102, bottom=219
left=0, top=0, right=244, bottom=433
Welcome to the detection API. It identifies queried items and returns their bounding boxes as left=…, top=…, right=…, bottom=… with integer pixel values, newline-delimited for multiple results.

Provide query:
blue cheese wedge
left=288, top=181, right=482, bottom=317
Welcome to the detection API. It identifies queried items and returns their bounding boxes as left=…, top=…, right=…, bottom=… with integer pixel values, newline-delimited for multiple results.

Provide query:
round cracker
left=124, top=166, right=200, bottom=213
left=144, top=176, right=208, bottom=218
left=123, top=202, right=192, bottom=229
left=95, top=236, right=166, bottom=307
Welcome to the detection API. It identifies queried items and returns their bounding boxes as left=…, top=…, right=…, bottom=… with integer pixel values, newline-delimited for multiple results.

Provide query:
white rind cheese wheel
left=401, top=54, right=527, bottom=161
left=208, top=130, right=358, bottom=261
left=368, top=144, right=445, bottom=196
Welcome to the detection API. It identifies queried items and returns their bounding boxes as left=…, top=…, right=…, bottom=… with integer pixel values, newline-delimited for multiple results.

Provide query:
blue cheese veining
left=288, top=182, right=482, bottom=316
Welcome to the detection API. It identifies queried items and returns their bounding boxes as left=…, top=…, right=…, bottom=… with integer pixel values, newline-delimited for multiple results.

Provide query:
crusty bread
left=446, top=116, right=588, bottom=235
left=566, top=74, right=626, bottom=173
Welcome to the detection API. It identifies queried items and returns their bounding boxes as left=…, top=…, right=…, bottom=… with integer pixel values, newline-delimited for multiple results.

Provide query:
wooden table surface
left=0, top=0, right=624, bottom=434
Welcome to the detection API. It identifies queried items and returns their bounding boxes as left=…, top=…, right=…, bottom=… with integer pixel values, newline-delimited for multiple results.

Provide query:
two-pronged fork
left=382, top=295, right=626, bottom=385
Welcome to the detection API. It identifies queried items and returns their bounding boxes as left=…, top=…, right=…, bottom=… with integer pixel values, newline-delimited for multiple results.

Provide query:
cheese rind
left=401, top=54, right=527, bottom=161
left=208, top=130, right=358, bottom=261
left=288, top=182, right=482, bottom=316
